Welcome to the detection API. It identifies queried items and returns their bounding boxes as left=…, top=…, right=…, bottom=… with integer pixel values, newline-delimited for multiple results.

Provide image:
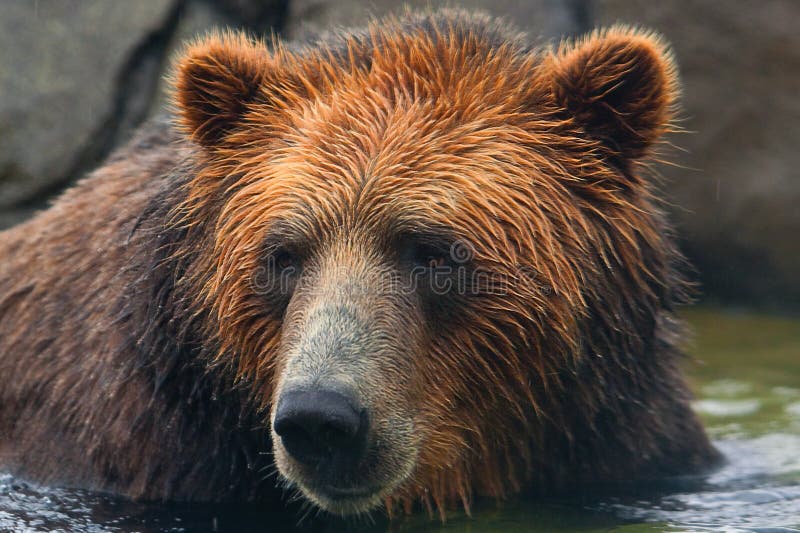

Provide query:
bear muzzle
left=269, top=269, right=421, bottom=513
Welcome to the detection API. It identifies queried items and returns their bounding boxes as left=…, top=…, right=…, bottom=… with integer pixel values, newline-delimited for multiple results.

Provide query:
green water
left=687, top=309, right=800, bottom=440
left=2, top=308, right=799, bottom=532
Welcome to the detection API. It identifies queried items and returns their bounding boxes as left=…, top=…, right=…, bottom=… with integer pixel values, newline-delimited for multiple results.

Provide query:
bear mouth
left=275, top=440, right=418, bottom=515
left=318, top=484, right=378, bottom=500
left=299, top=481, right=389, bottom=515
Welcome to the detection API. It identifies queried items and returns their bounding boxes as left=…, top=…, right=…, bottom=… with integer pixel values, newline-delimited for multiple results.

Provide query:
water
left=2, top=308, right=799, bottom=532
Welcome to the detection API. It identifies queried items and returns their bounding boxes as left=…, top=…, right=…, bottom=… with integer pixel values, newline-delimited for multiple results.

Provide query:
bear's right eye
left=256, top=245, right=303, bottom=314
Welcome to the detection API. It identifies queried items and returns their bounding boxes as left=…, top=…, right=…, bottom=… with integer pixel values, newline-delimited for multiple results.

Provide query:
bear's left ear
left=173, top=32, right=273, bottom=147
left=544, top=26, right=678, bottom=160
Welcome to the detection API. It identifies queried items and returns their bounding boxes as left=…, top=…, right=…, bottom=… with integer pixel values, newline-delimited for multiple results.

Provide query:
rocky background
left=1, top=0, right=797, bottom=310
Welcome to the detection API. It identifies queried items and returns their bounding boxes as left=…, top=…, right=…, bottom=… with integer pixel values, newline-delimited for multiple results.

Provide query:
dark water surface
left=2, top=308, right=799, bottom=532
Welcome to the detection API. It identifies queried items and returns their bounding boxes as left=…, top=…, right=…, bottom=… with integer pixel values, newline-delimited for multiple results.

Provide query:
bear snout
left=273, top=387, right=368, bottom=469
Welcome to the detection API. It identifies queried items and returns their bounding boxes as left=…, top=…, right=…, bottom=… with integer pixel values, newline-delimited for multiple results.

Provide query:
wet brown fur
left=0, top=9, right=718, bottom=518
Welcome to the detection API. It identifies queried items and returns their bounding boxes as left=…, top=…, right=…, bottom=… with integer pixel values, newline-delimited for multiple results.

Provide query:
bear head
left=171, top=10, right=682, bottom=517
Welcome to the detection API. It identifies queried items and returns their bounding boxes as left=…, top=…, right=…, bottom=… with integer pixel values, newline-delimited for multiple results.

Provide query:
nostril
left=273, top=388, right=365, bottom=466
left=319, top=421, right=355, bottom=449
left=273, top=419, right=322, bottom=462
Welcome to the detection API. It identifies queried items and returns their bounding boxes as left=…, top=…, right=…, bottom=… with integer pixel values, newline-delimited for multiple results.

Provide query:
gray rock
left=0, top=0, right=177, bottom=217
left=594, top=0, right=800, bottom=308
left=0, top=0, right=286, bottom=228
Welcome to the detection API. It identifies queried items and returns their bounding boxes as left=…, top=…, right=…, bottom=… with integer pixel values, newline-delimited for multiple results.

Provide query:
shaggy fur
left=0, top=9, right=718, bottom=519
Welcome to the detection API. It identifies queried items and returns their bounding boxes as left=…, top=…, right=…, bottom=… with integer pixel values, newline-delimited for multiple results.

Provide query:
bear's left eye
left=425, top=255, right=447, bottom=269
left=407, top=242, right=452, bottom=271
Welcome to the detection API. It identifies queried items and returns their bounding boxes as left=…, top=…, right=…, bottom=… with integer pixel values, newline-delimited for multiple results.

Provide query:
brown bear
left=0, top=9, right=719, bottom=519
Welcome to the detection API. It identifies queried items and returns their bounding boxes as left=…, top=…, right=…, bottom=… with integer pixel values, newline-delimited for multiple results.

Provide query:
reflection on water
left=606, top=436, right=800, bottom=530
left=1, top=308, right=799, bottom=532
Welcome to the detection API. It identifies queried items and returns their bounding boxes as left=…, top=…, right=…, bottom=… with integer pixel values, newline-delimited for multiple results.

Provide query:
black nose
left=273, top=388, right=366, bottom=466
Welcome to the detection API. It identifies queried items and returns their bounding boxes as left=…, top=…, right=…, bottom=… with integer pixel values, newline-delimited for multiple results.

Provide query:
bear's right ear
left=174, top=32, right=272, bottom=147
left=543, top=27, right=678, bottom=161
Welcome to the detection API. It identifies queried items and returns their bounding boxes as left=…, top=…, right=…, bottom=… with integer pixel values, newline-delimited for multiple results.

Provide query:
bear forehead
left=267, top=12, right=542, bottom=114
left=230, top=100, right=570, bottom=247
left=229, top=72, right=571, bottom=242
